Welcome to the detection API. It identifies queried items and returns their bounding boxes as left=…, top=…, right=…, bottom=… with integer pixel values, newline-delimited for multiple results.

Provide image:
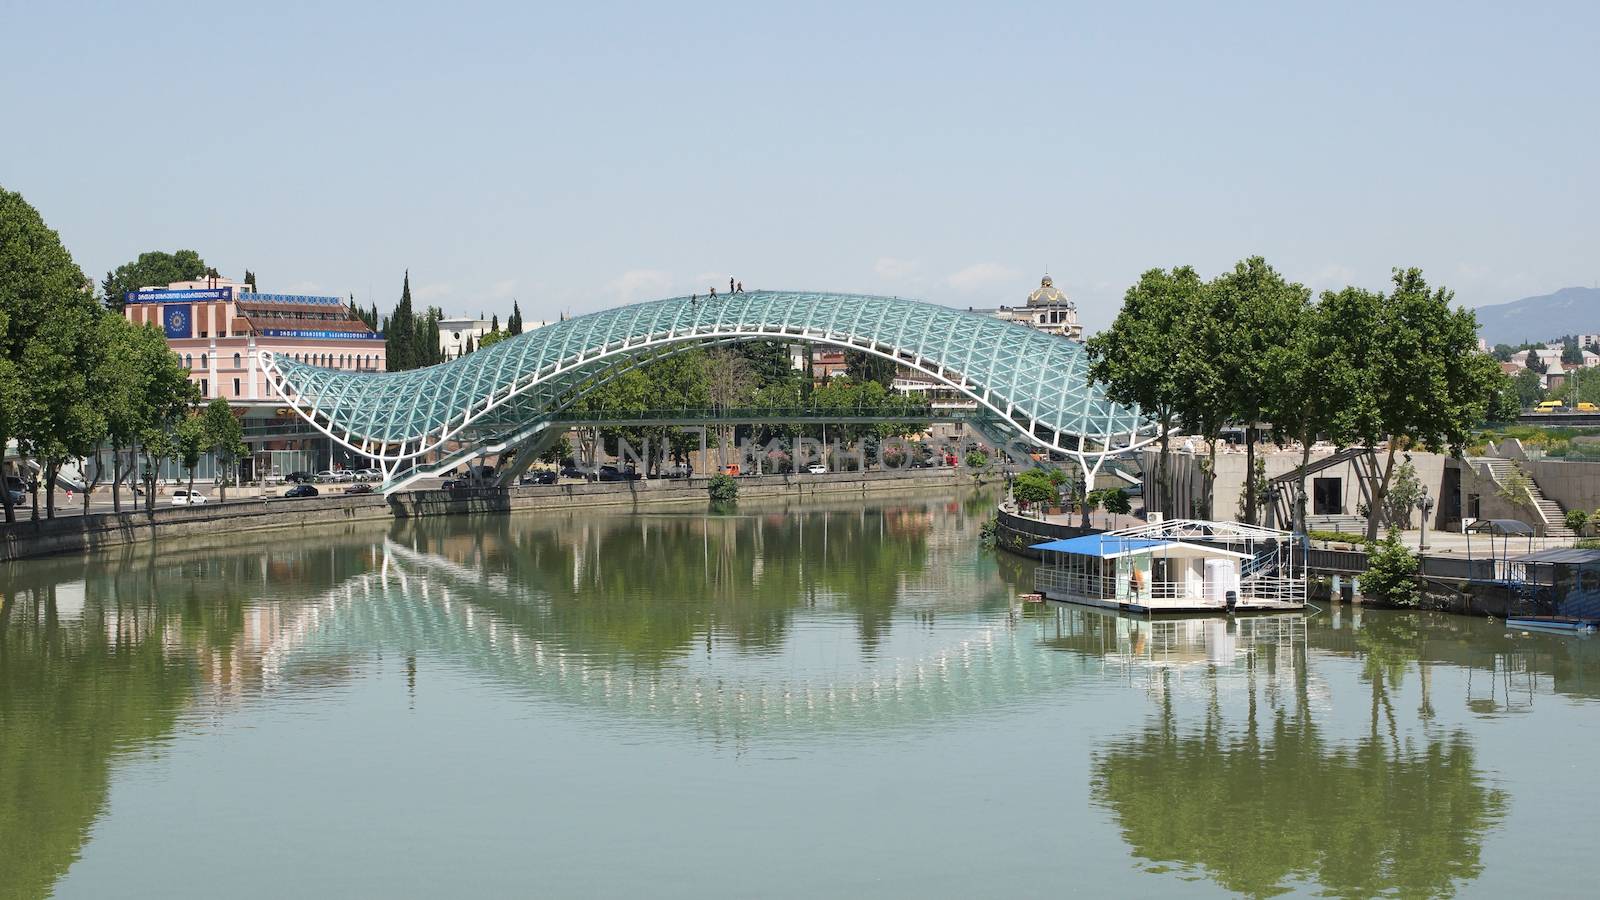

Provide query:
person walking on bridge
left=736, top=281, right=743, bottom=293
left=729, top=277, right=735, bottom=294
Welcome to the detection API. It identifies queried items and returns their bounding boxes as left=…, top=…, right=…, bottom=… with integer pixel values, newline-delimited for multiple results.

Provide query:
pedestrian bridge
left=261, top=291, right=1155, bottom=491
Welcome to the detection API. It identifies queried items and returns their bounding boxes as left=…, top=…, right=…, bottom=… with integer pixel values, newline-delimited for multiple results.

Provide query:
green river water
left=2, top=490, right=1597, bottom=898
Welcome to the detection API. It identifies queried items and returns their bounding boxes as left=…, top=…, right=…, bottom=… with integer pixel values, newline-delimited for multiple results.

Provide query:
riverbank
left=1, top=468, right=979, bottom=562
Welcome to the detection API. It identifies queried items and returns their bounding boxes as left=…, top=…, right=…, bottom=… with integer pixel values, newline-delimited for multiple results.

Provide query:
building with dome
left=969, top=275, right=1082, bottom=340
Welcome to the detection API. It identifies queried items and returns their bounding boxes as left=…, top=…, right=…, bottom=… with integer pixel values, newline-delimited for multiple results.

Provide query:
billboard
left=259, top=329, right=384, bottom=340
left=163, top=304, right=193, bottom=339
left=127, top=287, right=231, bottom=304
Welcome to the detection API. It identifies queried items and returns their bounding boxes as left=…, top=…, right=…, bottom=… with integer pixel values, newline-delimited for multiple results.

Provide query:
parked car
left=345, top=482, right=373, bottom=494
left=170, top=489, right=209, bottom=506
left=357, top=468, right=383, bottom=481
left=441, top=479, right=464, bottom=491
left=5, top=488, right=24, bottom=507
left=596, top=465, right=641, bottom=482
left=521, top=471, right=558, bottom=485
left=806, top=464, right=828, bottom=475
left=463, top=464, right=497, bottom=480
left=285, top=471, right=315, bottom=483
left=283, top=484, right=319, bottom=498
left=559, top=465, right=586, bottom=480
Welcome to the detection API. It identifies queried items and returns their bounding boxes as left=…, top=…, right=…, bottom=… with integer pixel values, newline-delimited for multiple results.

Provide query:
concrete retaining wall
left=1, top=468, right=971, bottom=562
left=992, top=507, right=1096, bottom=559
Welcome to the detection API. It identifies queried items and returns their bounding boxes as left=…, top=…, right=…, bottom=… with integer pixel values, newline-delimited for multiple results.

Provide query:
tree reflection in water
left=1034, top=606, right=1509, bottom=898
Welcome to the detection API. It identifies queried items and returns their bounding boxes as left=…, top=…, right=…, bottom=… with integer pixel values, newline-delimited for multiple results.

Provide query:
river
left=2, top=490, right=1596, bottom=898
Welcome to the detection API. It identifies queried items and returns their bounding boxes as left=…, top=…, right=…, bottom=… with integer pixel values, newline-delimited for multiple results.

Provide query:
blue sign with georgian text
left=163, top=304, right=192, bottom=338
left=128, top=288, right=231, bottom=304
left=260, top=329, right=383, bottom=340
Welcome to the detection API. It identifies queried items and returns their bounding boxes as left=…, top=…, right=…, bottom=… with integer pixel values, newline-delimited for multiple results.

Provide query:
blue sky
left=3, top=0, right=1595, bottom=331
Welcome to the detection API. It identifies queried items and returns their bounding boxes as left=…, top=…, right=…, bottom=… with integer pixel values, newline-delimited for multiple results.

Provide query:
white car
left=355, top=468, right=382, bottom=482
left=171, top=489, right=209, bottom=505
left=806, top=464, right=828, bottom=475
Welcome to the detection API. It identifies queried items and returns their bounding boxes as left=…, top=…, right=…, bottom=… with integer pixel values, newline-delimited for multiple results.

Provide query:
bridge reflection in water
left=5, top=493, right=1598, bottom=898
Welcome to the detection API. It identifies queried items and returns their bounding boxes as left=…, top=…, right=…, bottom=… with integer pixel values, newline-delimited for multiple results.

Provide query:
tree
left=1360, top=531, right=1421, bottom=606
left=201, top=398, right=245, bottom=501
left=1080, top=487, right=1104, bottom=528
left=100, top=249, right=206, bottom=311
left=1208, top=257, right=1309, bottom=525
left=478, top=330, right=509, bottom=349
left=1512, top=367, right=1544, bottom=409
left=705, top=349, right=755, bottom=468
left=844, top=349, right=896, bottom=388
left=509, top=301, right=524, bottom=335
left=1087, top=266, right=1202, bottom=519
left=1012, top=469, right=1057, bottom=506
left=385, top=271, right=415, bottom=371
left=243, top=269, right=257, bottom=290
left=15, top=302, right=106, bottom=519
left=175, top=411, right=207, bottom=500
left=1487, top=372, right=1522, bottom=422
left=0, top=186, right=105, bottom=523
left=1173, top=279, right=1239, bottom=518
left=1347, top=270, right=1497, bottom=541
left=1565, top=509, right=1589, bottom=536
left=707, top=472, right=739, bottom=502
left=1102, top=488, right=1132, bottom=527
left=1268, top=288, right=1371, bottom=533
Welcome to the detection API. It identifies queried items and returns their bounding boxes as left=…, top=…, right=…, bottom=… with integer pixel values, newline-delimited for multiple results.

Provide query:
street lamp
left=1417, top=488, right=1435, bottom=552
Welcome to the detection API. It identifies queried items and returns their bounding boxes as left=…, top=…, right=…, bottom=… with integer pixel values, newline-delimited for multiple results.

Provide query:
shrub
left=1012, top=470, right=1057, bottom=506
left=1308, top=529, right=1364, bottom=544
left=1360, top=531, right=1420, bottom=606
left=707, top=473, right=739, bottom=502
left=1566, top=509, right=1589, bottom=535
left=965, top=450, right=990, bottom=470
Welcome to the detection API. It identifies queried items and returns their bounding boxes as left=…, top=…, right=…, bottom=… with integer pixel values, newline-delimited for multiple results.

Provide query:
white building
left=438, top=315, right=553, bottom=358
left=969, top=275, right=1082, bottom=340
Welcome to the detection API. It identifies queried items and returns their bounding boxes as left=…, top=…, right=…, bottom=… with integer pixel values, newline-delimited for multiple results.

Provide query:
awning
left=1510, top=548, right=1600, bottom=565
left=1031, top=534, right=1253, bottom=559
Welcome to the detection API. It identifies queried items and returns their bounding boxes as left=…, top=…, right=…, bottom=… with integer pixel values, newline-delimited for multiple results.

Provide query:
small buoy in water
left=1020, top=592, right=1045, bottom=603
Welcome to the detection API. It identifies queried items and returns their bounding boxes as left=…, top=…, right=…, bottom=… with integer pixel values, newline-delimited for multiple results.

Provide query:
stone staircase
left=1480, top=458, right=1574, bottom=538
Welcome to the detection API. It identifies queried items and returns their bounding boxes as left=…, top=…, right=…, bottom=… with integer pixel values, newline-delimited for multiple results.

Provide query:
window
left=200, top=378, right=209, bottom=396
left=200, top=353, right=208, bottom=369
left=185, top=354, right=193, bottom=368
left=233, top=378, right=241, bottom=396
left=233, top=353, right=242, bottom=368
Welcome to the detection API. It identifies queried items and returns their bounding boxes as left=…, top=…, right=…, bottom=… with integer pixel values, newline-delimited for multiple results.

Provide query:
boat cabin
left=1031, top=520, right=1306, bottom=614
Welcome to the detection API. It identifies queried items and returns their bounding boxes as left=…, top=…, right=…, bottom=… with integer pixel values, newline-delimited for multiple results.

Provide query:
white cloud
left=874, top=257, right=920, bottom=280
left=946, top=262, right=1018, bottom=293
left=607, top=269, right=674, bottom=302
left=489, top=278, right=518, bottom=299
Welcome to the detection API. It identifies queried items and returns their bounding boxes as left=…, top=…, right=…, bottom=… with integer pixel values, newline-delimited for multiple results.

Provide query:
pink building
left=123, top=276, right=384, bottom=401
left=123, top=277, right=387, bottom=479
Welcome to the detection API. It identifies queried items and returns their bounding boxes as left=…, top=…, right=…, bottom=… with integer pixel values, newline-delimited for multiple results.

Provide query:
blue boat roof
left=1030, top=535, right=1173, bottom=557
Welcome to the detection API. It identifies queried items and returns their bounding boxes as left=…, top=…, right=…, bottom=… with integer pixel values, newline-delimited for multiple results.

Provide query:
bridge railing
left=552, top=405, right=946, bottom=423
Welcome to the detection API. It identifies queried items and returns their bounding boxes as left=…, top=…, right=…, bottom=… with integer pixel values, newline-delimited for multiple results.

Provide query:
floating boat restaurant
left=1031, top=520, right=1307, bottom=614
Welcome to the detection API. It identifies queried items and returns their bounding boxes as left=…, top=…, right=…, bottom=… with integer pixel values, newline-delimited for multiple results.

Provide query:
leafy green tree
left=100, top=249, right=206, bottom=311
left=844, top=349, right=897, bottom=387
left=243, top=269, right=257, bottom=290
left=1087, top=266, right=1202, bottom=519
left=1173, top=280, right=1236, bottom=518
left=1348, top=270, right=1497, bottom=541
left=1361, top=531, right=1420, bottom=605
left=0, top=187, right=105, bottom=522
left=175, top=410, right=207, bottom=500
left=1511, top=362, right=1544, bottom=408
left=478, top=329, right=510, bottom=349
left=1012, top=469, right=1057, bottom=506
left=1208, top=257, right=1309, bottom=524
left=1487, top=372, right=1522, bottom=422
left=202, top=397, right=245, bottom=500
left=1102, top=487, right=1132, bottom=526
left=1565, top=509, right=1589, bottom=535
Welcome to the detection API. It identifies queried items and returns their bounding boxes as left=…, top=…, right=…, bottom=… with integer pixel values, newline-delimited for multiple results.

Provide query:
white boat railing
left=1033, top=566, right=1305, bottom=606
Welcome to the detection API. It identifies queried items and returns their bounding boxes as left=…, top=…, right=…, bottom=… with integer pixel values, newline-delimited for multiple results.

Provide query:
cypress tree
left=491, top=313, right=499, bottom=333
left=386, top=271, right=415, bottom=371
left=510, top=301, right=523, bottom=335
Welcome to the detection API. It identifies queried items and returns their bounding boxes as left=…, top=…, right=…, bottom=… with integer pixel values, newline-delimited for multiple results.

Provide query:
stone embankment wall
left=991, top=507, right=1095, bottom=559
left=1, top=469, right=971, bottom=562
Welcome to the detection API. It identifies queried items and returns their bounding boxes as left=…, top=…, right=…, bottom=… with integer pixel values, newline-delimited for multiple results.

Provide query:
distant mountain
left=1472, top=287, right=1600, bottom=346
